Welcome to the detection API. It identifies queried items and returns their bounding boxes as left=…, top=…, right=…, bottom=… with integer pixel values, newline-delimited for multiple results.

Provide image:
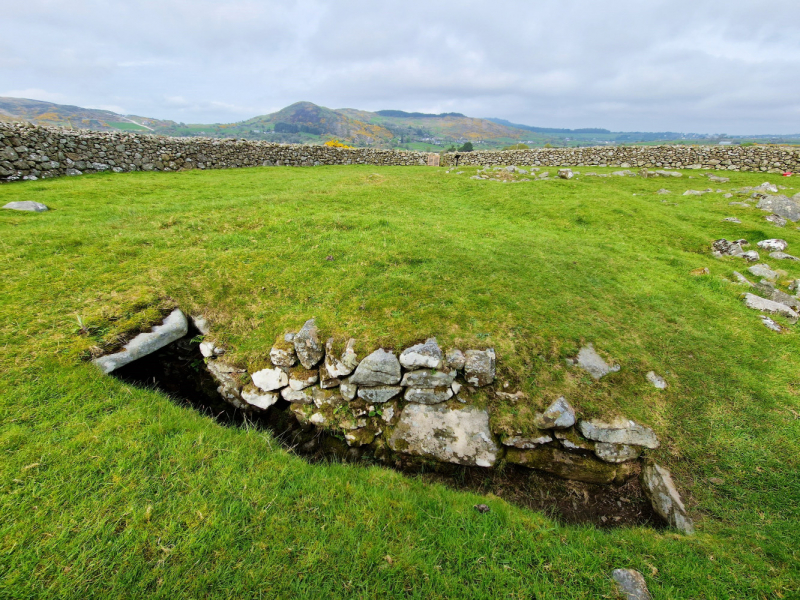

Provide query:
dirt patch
left=111, top=332, right=663, bottom=530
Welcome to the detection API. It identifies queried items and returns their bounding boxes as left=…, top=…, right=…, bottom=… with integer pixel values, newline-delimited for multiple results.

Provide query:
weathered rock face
left=578, top=417, right=660, bottom=449
left=293, top=319, right=324, bottom=369
left=349, top=348, right=402, bottom=385
left=595, top=442, right=642, bottom=463
left=251, top=367, right=289, bottom=392
left=747, top=264, right=779, bottom=280
left=757, top=239, right=788, bottom=252
left=712, top=238, right=746, bottom=257
left=646, top=371, right=667, bottom=389
left=612, top=569, right=652, bottom=600
left=403, top=387, right=454, bottom=404
left=567, top=344, right=620, bottom=380
left=743, top=293, right=799, bottom=321
left=756, top=195, right=800, bottom=222
left=399, top=338, right=443, bottom=370
left=505, top=446, right=635, bottom=484
left=281, top=386, right=314, bottom=404
left=270, top=338, right=297, bottom=368
left=2, top=200, right=48, bottom=212
left=641, top=462, right=695, bottom=534
left=288, top=367, right=318, bottom=391
left=400, top=368, right=456, bottom=388
left=357, top=385, right=402, bottom=403
left=501, top=431, right=552, bottom=448
left=388, top=404, right=500, bottom=467
left=463, top=349, right=496, bottom=386
left=445, top=348, right=466, bottom=370
left=534, top=397, right=576, bottom=429
left=241, top=388, right=279, bottom=410
left=323, top=338, right=358, bottom=379
left=93, top=309, right=189, bottom=373
left=340, top=378, right=357, bottom=400
left=207, top=360, right=248, bottom=408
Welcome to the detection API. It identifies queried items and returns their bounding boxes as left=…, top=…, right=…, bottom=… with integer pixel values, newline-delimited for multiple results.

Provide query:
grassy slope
left=0, top=166, right=798, bottom=598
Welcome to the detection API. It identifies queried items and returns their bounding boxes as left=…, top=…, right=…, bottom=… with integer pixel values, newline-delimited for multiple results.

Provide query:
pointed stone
left=323, top=337, right=358, bottom=379
left=641, top=461, right=695, bottom=534
left=534, top=396, right=576, bottom=429
left=293, top=318, right=324, bottom=369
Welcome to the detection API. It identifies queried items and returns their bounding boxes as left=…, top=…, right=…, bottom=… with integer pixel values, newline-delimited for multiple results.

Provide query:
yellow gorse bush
left=324, top=140, right=353, bottom=148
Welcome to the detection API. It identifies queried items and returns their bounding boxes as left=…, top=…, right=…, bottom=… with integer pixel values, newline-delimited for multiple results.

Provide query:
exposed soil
left=112, top=331, right=664, bottom=530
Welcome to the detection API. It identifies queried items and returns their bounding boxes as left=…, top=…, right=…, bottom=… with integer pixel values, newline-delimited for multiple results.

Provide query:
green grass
left=1, top=165, right=798, bottom=598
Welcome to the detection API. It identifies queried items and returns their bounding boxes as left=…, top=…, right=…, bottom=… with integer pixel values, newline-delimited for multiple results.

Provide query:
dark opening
left=111, top=329, right=663, bottom=529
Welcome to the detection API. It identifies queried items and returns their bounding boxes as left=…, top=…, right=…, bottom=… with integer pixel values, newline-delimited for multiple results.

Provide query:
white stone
left=757, top=239, right=788, bottom=252
left=501, top=433, right=552, bottom=448
left=281, top=387, right=314, bottom=404
left=760, top=315, right=784, bottom=332
left=251, top=367, right=288, bottom=392
left=191, top=315, right=211, bottom=335
left=199, top=341, right=216, bottom=358
left=2, top=201, right=48, bottom=212
left=646, top=371, right=667, bottom=389
left=387, top=404, right=500, bottom=467
left=93, top=309, right=188, bottom=374
left=241, top=389, right=279, bottom=410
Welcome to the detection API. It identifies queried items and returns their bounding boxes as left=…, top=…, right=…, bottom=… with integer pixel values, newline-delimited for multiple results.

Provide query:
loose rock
left=757, top=239, right=788, bottom=252
left=641, top=461, right=695, bottom=534
left=646, top=371, right=667, bottom=389
left=2, top=201, right=48, bottom=212
left=612, top=569, right=652, bottom=600
left=566, top=344, right=620, bottom=380
left=743, top=293, right=799, bottom=321
left=747, top=264, right=779, bottom=280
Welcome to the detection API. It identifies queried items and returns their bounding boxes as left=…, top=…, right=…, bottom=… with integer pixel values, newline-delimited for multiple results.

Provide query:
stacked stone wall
left=2, top=121, right=798, bottom=183
left=442, top=144, right=800, bottom=173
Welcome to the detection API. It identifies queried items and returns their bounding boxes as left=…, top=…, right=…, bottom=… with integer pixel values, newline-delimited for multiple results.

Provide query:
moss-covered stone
left=505, top=445, right=635, bottom=484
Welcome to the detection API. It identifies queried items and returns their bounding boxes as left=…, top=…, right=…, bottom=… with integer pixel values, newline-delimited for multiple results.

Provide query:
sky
left=1, top=0, right=799, bottom=134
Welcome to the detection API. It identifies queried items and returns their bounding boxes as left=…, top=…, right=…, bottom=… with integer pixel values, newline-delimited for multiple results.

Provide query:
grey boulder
left=93, top=309, right=188, bottom=374
left=641, top=462, right=695, bottom=534
left=349, top=349, right=402, bottom=385
left=388, top=404, right=500, bottom=467
left=578, top=416, right=659, bottom=449
left=756, top=195, right=800, bottom=222
left=293, top=318, right=324, bottom=369
left=743, top=293, right=798, bottom=321
left=357, top=385, right=402, bottom=403
left=463, top=348, right=496, bottom=386
left=612, top=569, right=652, bottom=600
left=400, top=368, right=456, bottom=388
left=399, top=337, right=443, bottom=370
left=747, top=264, right=779, bottom=280
left=567, top=344, right=620, bottom=380
left=757, top=239, right=788, bottom=252
left=3, top=201, right=49, bottom=212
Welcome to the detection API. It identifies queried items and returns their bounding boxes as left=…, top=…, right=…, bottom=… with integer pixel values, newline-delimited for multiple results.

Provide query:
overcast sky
left=1, top=0, right=798, bottom=134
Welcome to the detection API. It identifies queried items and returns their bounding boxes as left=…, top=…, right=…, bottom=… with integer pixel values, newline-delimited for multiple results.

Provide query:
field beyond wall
left=0, top=165, right=798, bottom=598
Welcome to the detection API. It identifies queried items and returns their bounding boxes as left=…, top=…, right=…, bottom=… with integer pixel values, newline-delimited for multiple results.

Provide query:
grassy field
left=1, top=165, right=798, bottom=598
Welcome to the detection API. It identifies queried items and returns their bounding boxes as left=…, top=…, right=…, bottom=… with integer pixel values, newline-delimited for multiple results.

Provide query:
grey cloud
left=0, top=0, right=798, bottom=133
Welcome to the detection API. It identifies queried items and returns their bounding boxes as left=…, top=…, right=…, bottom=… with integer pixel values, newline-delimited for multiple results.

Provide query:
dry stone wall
left=0, top=122, right=432, bottom=182
left=442, top=145, right=800, bottom=173
left=1, top=121, right=798, bottom=183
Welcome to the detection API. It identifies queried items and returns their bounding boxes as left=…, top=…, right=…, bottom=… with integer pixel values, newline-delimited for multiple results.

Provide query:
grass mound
left=1, top=165, right=798, bottom=598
